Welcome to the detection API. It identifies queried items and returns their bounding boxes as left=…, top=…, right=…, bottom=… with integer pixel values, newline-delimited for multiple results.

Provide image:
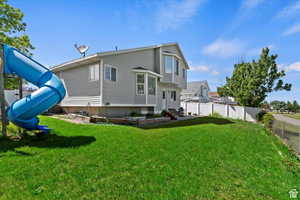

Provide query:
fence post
left=243, top=106, right=246, bottom=121
left=198, top=102, right=200, bottom=115
left=226, top=104, right=229, bottom=118
left=0, top=44, right=7, bottom=137
left=185, top=102, right=187, bottom=115
left=211, top=103, right=214, bottom=115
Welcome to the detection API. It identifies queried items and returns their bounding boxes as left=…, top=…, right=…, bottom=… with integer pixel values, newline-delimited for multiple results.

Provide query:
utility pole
left=0, top=44, right=7, bottom=137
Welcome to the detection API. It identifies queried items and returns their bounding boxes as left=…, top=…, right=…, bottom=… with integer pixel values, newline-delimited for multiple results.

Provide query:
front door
left=162, top=90, right=167, bottom=110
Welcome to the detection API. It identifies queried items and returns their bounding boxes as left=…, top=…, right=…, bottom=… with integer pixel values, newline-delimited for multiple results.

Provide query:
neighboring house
left=51, top=43, right=189, bottom=116
left=208, top=92, right=236, bottom=104
left=181, top=81, right=210, bottom=103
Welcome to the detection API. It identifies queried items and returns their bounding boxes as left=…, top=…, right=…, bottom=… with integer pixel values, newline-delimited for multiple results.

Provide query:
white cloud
left=211, top=70, right=220, bottom=75
left=283, top=24, right=300, bottom=36
left=287, top=62, right=300, bottom=71
left=189, top=64, right=220, bottom=76
left=202, top=39, right=245, bottom=58
left=279, top=62, right=300, bottom=72
left=277, top=0, right=300, bottom=18
left=242, top=0, right=265, bottom=9
left=190, top=65, right=209, bottom=71
left=155, top=0, right=205, bottom=31
left=246, top=44, right=275, bottom=56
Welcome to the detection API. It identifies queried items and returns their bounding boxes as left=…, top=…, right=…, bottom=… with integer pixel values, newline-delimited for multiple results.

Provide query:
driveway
left=273, top=114, right=300, bottom=127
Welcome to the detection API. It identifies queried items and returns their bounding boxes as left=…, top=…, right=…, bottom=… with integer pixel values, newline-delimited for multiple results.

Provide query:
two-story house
left=51, top=43, right=189, bottom=116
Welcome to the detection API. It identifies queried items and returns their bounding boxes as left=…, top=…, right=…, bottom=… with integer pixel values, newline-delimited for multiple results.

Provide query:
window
left=164, top=55, right=173, bottom=73
left=182, top=69, right=186, bottom=79
left=148, top=76, right=156, bottom=95
left=89, top=64, right=99, bottom=81
left=104, top=65, right=117, bottom=82
left=171, top=91, right=176, bottom=101
left=136, top=74, right=145, bottom=95
left=162, top=91, right=166, bottom=99
left=175, top=59, right=179, bottom=75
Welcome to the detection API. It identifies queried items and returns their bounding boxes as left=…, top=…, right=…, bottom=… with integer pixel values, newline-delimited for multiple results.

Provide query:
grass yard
left=284, top=113, right=300, bottom=120
left=0, top=116, right=299, bottom=200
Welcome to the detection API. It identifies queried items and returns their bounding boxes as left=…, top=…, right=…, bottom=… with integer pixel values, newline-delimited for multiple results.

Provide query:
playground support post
left=0, top=44, right=7, bottom=137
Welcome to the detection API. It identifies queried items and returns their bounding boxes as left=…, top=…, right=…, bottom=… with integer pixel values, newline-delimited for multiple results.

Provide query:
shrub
left=161, top=110, right=168, bottom=117
left=209, top=112, right=223, bottom=118
left=130, top=112, right=142, bottom=117
left=146, top=113, right=162, bottom=119
left=145, top=113, right=153, bottom=118
left=263, top=113, right=274, bottom=129
left=256, top=110, right=267, bottom=122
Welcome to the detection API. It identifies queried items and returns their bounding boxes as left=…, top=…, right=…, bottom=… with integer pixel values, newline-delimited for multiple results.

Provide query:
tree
left=287, top=101, right=293, bottom=113
left=0, top=0, right=34, bottom=89
left=218, top=48, right=292, bottom=107
left=292, top=100, right=300, bottom=113
left=260, top=101, right=270, bottom=110
left=270, top=100, right=279, bottom=112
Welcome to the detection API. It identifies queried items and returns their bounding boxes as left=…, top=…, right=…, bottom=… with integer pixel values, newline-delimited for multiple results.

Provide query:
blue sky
left=9, top=0, right=300, bottom=102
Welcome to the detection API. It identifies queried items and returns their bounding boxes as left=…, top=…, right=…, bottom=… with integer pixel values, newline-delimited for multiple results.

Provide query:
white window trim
left=171, top=91, right=177, bottom=102
left=104, top=64, right=117, bottom=82
left=164, top=55, right=173, bottom=74
left=148, top=75, right=157, bottom=96
left=136, top=73, right=145, bottom=95
left=89, top=64, right=100, bottom=82
left=162, top=52, right=182, bottom=60
left=175, top=59, right=180, bottom=76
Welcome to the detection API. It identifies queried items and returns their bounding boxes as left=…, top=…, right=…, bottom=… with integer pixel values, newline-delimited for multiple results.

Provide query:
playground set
left=0, top=44, right=66, bottom=136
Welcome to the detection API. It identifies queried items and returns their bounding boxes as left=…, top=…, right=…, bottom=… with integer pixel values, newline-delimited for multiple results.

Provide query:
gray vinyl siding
left=154, top=48, right=161, bottom=74
left=156, top=84, right=163, bottom=112
left=102, top=49, right=155, bottom=105
left=59, top=62, right=101, bottom=96
left=148, top=94, right=156, bottom=105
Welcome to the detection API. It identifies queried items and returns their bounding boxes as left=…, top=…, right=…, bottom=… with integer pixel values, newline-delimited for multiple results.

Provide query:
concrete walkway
left=273, top=114, right=300, bottom=127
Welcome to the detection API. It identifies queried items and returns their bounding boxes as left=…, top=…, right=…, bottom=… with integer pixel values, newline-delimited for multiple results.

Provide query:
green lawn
left=284, top=113, right=300, bottom=120
left=0, top=116, right=299, bottom=200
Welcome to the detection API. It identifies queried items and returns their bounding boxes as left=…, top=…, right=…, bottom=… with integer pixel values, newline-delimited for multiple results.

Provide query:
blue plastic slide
left=3, top=44, right=66, bottom=133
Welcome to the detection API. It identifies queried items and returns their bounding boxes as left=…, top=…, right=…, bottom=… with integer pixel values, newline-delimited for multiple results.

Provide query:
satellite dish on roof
left=74, top=44, right=89, bottom=57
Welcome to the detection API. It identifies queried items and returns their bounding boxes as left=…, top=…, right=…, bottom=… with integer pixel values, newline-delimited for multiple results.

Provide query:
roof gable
left=182, top=81, right=210, bottom=95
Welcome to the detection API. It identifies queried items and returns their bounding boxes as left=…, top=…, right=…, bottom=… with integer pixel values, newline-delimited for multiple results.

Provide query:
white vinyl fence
left=181, top=102, right=261, bottom=122
left=0, top=90, right=31, bottom=117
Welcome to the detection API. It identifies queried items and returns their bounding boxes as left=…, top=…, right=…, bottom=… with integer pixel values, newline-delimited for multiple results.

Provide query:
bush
left=263, top=113, right=274, bottom=129
left=130, top=112, right=143, bottom=117
left=161, top=110, right=168, bottom=117
left=209, top=112, right=223, bottom=118
left=256, top=110, right=267, bottom=122
left=146, top=113, right=162, bottom=119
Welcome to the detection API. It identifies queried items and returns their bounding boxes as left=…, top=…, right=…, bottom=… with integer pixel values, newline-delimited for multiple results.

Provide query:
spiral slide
left=3, top=44, right=66, bottom=133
